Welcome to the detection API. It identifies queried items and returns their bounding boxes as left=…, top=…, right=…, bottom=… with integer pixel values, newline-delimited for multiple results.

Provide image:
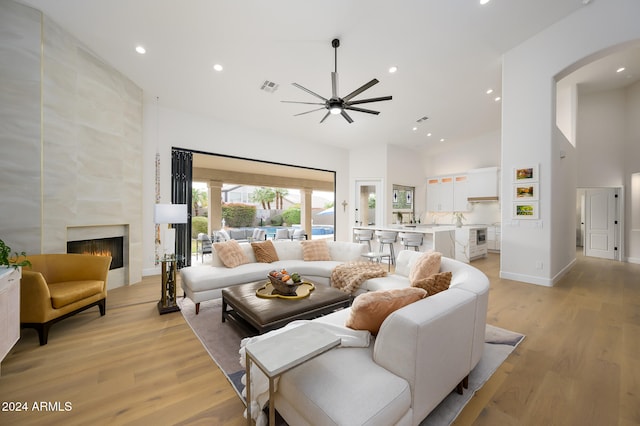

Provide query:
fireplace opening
left=67, top=236, right=124, bottom=270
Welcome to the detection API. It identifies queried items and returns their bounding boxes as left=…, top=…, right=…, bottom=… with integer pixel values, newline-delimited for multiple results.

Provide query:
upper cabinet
left=467, top=167, right=500, bottom=201
left=427, top=175, right=470, bottom=212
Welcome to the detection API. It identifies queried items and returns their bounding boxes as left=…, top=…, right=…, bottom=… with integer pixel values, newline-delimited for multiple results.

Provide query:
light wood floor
left=0, top=251, right=638, bottom=425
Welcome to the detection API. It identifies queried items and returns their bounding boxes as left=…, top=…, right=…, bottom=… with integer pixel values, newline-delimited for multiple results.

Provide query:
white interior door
left=584, top=188, right=618, bottom=260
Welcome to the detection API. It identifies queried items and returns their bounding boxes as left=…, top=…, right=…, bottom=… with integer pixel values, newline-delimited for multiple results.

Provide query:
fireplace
left=67, top=236, right=124, bottom=270
left=66, top=224, right=129, bottom=288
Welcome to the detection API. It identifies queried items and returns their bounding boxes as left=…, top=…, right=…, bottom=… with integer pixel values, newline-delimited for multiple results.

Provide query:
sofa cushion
left=48, top=280, right=104, bottom=309
left=180, top=263, right=273, bottom=292
left=345, top=287, right=427, bottom=334
left=212, top=240, right=250, bottom=268
left=251, top=240, right=279, bottom=263
left=412, top=271, right=452, bottom=295
left=300, top=240, right=331, bottom=261
left=408, top=251, right=441, bottom=285
left=271, top=260, right=342, bottom=278
left=276, top=346, right=411, bottom=426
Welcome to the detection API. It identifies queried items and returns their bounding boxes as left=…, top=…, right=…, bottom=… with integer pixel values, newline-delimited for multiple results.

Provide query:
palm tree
left=250, top=187, right=276, bottom=209
left=192, top=187, right=207, bottom=216
left=275, top=188, right=289, bottom=210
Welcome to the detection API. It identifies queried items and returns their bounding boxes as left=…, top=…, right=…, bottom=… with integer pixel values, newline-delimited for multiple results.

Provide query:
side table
left=245, top=323, right=340, bottom=425
left=361, top=251, right=392, bottom=271
left=157, top=257, right=180, bottom=314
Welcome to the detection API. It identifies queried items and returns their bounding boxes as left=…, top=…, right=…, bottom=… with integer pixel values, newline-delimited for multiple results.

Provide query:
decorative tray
left=256, top=282, right=315, bottom=299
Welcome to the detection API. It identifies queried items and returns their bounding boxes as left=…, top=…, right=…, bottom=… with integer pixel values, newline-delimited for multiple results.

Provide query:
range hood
left=467, top=196, right=499, bottom=203
left=467, top=167, right=500, bottom=203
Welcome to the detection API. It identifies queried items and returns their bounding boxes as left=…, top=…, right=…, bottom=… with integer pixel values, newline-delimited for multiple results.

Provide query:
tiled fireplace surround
left=0, top=2, right=144, bottom=290
left=67, top=225, right=130, bottom=288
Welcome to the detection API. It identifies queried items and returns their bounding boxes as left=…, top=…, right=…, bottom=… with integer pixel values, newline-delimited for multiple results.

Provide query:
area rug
left=178, top=297, right=524, bottom=425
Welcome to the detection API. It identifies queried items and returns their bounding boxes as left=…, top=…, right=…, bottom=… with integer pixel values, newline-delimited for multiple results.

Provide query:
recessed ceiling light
left=412, top=126, right=418, bottom=131
left=494, top=96, right=501, bottom=102
left=480, top=0, right=491, bottom=5
left=616, top=67, right=626, bottom=73
left=389, top=66, right=398, bottom=74
left=213, top=64, right=223, bottom=72
left=135, top=46, right=146, bottom=54
left=486, top=88, right=493, bottom=94
left=440, top=138, right=445, bottom=142
left=427, top=133, right=432, bottom=137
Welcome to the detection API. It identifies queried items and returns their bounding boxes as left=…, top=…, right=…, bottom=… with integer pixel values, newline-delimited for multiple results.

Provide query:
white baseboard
left=499, top=271, right=554, bottom=287
left=143, top=267, right=161, bottom=276
left=626, top=257, right=640, bottom=264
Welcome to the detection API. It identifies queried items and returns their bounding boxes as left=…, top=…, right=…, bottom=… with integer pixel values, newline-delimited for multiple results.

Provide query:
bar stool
left=399, top=232, right=423, bottom=251
left=375, top=230, right=398, bottom=265
left=353, top=229, right=374, bottom=251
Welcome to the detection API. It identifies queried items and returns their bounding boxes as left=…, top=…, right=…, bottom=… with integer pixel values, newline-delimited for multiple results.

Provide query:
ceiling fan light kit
left=282, top=38, right=392, bottom=123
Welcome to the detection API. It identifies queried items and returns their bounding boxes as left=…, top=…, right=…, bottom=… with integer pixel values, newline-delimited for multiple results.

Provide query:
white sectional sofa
left=180, top=240, right=367, bottom=313
left=273, top=252, right=490, bottom=426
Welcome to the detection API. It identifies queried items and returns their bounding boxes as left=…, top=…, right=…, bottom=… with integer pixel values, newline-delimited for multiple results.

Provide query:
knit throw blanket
left=331, top=261, right=387, bottom=294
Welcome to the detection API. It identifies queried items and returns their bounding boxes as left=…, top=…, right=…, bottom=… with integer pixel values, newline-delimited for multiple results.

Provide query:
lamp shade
left=154, top=204, right=188, bottom=224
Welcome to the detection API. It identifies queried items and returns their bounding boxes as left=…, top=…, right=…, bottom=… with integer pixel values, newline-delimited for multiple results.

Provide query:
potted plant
left=0, top=238, right=31, bottom=269
left=453, top=212, right=466, bottom=228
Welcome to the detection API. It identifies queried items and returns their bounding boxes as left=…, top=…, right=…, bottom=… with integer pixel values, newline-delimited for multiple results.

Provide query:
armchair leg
left=38, top=323, right=50, bottom=346
left=195, top=302, right=200, bottom=315
left=98, top=299, right=106, bottom=316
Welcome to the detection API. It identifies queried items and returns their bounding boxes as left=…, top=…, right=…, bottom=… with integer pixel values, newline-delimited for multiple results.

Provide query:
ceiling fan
left=282, top=38, right=392, bottom=124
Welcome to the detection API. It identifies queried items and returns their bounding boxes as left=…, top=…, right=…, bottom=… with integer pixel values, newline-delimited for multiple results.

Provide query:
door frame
left=578, top=186, right=624, bottom=261
left=354, top=178, right=384, bottom=228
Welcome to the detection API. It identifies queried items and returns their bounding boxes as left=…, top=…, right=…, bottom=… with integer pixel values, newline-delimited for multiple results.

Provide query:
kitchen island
left=352, top=225, right=455, bottom=259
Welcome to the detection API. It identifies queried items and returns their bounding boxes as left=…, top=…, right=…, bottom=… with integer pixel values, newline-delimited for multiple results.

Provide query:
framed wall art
left=513, top=165, right=538, bottom=183
left=512, top=201, right=539, bottom=219
left=514, top=182, right=539, bottom=200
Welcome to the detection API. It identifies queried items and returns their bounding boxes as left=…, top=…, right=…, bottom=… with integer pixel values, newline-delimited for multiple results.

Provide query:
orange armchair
left=20, top=254, right=111, bottom=345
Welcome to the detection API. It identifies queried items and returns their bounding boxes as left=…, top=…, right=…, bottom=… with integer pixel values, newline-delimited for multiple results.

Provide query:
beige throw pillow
left=300, top=240, right=331, bottom=261
left=409, top=251, right=442, bottom=285
left=251, top=240, right=279, bottom=263
left=412, top=271, right=452, bottom=296
left=345, top=287, right=427, bottom=335
left=213, top=240, right=249, bottom=268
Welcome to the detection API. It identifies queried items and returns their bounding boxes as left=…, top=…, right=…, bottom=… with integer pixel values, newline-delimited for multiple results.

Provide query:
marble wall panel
left=1, top=1, right=143, bottom=286
left=0, top=1, right=42, bottom=254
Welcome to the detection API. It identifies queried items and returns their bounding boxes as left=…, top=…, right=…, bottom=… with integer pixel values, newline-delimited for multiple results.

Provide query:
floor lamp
left=154, top=204, right=188, bottom=314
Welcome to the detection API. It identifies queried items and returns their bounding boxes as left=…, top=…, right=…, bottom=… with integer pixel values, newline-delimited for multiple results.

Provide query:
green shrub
left=282, top=206, right=301, bottom=225
left=192, top=216, right=208, bottom=236
left=222, top=203, right=256, bottom=227
left=269, top=214, right=283, bottom=226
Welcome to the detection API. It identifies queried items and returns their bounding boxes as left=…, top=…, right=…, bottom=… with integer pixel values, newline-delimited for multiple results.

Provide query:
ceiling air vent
left=260, top=80, right=279, bottom=93
left=416, top=116, right=429, bottom=123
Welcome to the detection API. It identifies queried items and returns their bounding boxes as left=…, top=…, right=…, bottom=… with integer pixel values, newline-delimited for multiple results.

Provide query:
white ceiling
left=19, top=0, right=639, bottom=150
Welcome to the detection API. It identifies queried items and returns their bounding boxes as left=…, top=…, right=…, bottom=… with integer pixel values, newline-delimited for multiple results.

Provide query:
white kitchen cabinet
left=0, top=267, right=20, bottom=373
left=426, top=176, right=454, bottom=212
left=467, top=167, right=500, bottom=201
left=453, top=174, right=470, bottom=212
left=487, top=225, right=501, bottom=252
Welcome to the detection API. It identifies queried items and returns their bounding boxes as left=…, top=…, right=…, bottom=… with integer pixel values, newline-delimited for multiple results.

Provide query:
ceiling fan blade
left=341, top=110, right=354, bottom=123
left=281, top=100, right=326, bottom=105
left=319, top=111, right=331, bottom=123
left=294, top=107, right=327, bottom=117
left=342, top=79, right=379, bottom=102
left=331, top=72, right=339, bottom=98
left=344, top=105, right=380, bottom=115
left=346, top=95, right=392, bottom=106
left=292, top=83, right=328, bottom=102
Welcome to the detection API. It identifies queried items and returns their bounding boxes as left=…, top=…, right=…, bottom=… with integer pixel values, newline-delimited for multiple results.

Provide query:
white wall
left=502, top=0, right=640, bottom=285
left=387, top=144, right=427, bottom=223
left=577, top=89, right=627, bottom=187
left=626, top=81, right=640, bottom=261
left=142, top=103, right=351, bottom=275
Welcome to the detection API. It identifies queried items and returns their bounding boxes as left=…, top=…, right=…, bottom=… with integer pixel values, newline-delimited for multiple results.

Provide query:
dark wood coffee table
left=221, top=280, right=351, bottom=334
